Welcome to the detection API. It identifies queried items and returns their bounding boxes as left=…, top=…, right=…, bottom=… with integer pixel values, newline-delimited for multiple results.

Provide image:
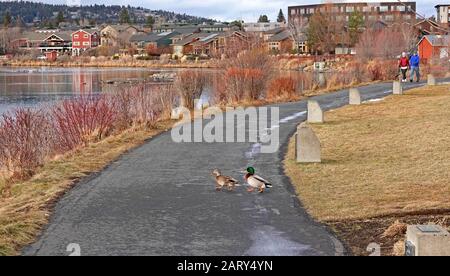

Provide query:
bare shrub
left=52, top=95, right=117, bottom=151
left=366, top=59, right=399, bottom=81
left=293, top=72, right=314, bottom=94
left=154, top=84, right=176, bottom=120
left=128, top=86, right=163, bottom=128
left=325, top=73, right=345, bottom=90
left=367, top=60, right=383, bottom=81
left=175, top=70, right=206, bottom=110
left=211, top=72, right=228, bottom=105
left=357, top=20, right=417, bottom=61
left=0, top=83, right=177, bottom=182
left=0, top=108, right=53, bottom=179
left=267, top=77, right=297, bottom=100
left=220, top=48, right=273, bottom=103
left=112, top=84, right=175, bottom=128
left=112, top=88, right=134, bottom=130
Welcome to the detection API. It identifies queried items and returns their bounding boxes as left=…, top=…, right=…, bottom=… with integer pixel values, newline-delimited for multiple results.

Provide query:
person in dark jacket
left=399, top=52, right=410, bottom=83
left=409, top=52, right=420, bottom=82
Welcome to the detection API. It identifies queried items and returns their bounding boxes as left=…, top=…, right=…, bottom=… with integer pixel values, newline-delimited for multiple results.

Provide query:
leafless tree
left=0, top=27, right=22, bottom=54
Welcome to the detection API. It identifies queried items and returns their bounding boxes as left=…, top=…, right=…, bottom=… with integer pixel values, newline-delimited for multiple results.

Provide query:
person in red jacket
left=399, top=52, right=410, bottom=82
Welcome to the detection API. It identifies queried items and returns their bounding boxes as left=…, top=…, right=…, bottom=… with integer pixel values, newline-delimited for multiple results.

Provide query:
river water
left=0, top=66, right=328, bottom=116
left=0, top=67, right=180, bottom=115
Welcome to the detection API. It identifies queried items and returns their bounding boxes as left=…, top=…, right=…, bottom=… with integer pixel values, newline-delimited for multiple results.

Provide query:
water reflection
left=0, top=67, right=176, bottom=115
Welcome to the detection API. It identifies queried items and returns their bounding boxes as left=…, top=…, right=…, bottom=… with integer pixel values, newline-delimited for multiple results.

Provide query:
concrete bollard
left=307, top=100, right=324, bottom=123
left=428, top=74, right=437, bottom=86
left=171, top=107, right=182, bottom=120
left=349, top=88, right=361, bottom=105
left=405, top=225, right=450, bottom=256
left=393, top=81, right=403, bottom=95
left=296, top=123, right=321, bottom=163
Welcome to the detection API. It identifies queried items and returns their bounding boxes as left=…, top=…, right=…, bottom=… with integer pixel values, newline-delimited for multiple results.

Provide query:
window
left=346, top=6, right=354, bottom=13
left=74, top=34, right=79, bottom=38
left=83, top=42, right=90, bottom=46
left=73, top=41, right=80, bottom=46
left=379, top=6, right=389, bottom=12
left=362, top=6, right=371, bottom=12
left=384, top=15, right=394, bottom=21
left=397, top=6, right=406, bottom=12
left=84, top=34, right=89, bottom=38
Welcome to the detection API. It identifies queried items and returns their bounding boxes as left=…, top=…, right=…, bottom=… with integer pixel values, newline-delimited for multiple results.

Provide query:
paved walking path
left=24, top=81, right=430, bottom=256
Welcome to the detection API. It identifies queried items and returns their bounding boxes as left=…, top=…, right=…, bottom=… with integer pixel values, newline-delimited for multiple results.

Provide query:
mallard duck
left=242, top=167, right=273, bottom=193
left=212, top=169, right=240, bottom=191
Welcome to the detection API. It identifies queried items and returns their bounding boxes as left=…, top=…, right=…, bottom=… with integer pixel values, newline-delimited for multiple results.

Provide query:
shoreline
left=1, top=60, right=218, bottom=69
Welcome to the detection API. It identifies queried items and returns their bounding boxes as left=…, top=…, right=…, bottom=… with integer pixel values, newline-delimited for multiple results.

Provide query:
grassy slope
left=284, top=85, right=450, bottom=254
left=0, top=122, right=172, bottom=255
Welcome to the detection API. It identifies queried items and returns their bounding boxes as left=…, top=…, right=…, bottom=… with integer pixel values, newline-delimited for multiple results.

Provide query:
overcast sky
left=3, top=0, right=443, bottom=22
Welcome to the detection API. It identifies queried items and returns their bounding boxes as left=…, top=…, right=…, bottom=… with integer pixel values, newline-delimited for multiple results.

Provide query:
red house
left=72, top=29, right=100, bottom=56
left=418, top=35, right=450, bottom=63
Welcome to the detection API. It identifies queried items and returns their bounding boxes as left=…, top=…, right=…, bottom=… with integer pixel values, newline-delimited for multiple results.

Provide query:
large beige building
left=436, top=5, right=450, bottom=27
left=288, top=1, right=417, bottom=26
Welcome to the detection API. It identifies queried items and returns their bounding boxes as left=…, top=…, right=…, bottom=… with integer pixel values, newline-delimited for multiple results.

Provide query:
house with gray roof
left=130, top=31, right=180, bottom=55
left=101, top=25, right=146, bottom=47
left=418, top=35, right=450, bottom=62
left=171, top=32, right=214, bottom=58
left=13, top=30, right=72, bottom=53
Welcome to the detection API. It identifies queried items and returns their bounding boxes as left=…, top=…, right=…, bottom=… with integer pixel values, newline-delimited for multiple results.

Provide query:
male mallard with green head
left=242, top=167, right=273, bottom=193
left=212, top=169, right=240, bottom=191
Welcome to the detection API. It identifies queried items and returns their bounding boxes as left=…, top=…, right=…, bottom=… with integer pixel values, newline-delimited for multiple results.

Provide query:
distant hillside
left=0, top=1, right=215, bottom=27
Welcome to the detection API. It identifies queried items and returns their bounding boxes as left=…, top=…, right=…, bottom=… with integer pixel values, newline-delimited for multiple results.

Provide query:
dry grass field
left=285, top=85, right=450, bottom=255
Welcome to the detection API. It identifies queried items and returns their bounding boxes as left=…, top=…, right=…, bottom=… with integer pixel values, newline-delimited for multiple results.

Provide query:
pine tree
left=258, top=15, right=269, bottom=23
left=230, top=20, right=243, bottom=30
left=3, top=11, right=12, bottom=27
left=348, top=11, right=364, bottom=46
left=119, top=8, right=131, bottom=24
left=15, top=16, right=25, bottom=28
left=56, top=11, right=64, bottom=25
left=277, top=9, right=286, bottom=23
left=146, top=15, right=155, bottom=28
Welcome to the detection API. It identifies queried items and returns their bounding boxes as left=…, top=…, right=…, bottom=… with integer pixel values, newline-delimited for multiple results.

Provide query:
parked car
left=37, top=55, right=47, bottom=60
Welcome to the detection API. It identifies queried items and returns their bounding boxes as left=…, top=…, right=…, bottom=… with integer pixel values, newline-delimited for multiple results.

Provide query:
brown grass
left=285, top=85, right=450, bottom=221
left=0, top=121, right=172, bottom=256
left=382, top=220, right=407, bottom=238
left=285, top=84, right=450, bottom=255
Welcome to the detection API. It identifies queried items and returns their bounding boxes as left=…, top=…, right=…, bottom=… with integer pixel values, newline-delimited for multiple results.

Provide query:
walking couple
left=399, top=52, right=420, bottom=83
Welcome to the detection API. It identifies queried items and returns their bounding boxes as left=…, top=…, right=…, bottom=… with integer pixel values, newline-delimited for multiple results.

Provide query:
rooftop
left=422, top=35, right=450, bottom=46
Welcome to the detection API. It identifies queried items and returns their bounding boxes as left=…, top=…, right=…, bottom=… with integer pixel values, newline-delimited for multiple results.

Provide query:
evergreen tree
left=306, top=12, right=331, bottom=54
left=56, top=11, right=65, bottom=25
left=348, top=11, right=364, bottom=46
left=15, top=16, right=25, bottom=28
left=230, top=20, right=243, bottom=30
left=258, top=15, right=269, bottom=23
left=3, top=11, right=11, bottom=27
left=277, top=9, right=286, bottom=23
left=119, top=8, right=131, bottom=24
left=146, top=15, right=155, bottom=28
